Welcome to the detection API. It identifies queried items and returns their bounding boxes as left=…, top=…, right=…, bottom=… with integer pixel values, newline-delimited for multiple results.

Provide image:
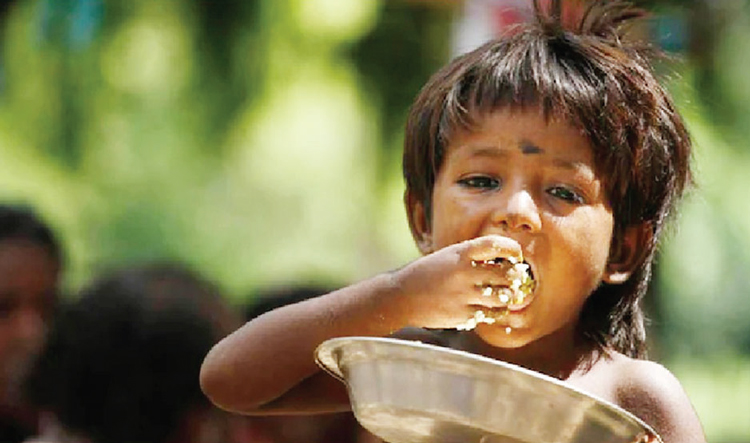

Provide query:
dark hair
left=402, top=0, right=692, bottom=357
left=0, top=204, right=62, bottom=266
left=25, top=263, right=237, bottom=443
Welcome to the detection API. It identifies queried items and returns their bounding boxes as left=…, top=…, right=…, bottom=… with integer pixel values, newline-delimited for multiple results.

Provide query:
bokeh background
left=0, top=0, right=748, bottom=441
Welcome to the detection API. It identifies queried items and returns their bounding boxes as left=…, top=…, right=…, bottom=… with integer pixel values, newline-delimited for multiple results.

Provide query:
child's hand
left=389, top=234, right=525, bottom=330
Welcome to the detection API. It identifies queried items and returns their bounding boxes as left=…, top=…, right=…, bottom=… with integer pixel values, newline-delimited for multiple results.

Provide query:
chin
left=475, top=324, right=536, bottom=349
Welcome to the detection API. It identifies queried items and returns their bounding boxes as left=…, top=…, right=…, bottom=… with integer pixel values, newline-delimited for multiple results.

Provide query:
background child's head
left=0, top=204, right=61, bottom=404
left=25, top=262, right=242, bottom=443
left=402, top=0, right=692, bottom=357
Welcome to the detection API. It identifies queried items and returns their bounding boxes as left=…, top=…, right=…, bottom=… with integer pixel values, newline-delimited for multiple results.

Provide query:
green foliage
left=656, top=73, right=750, bottom=357
left=1, top=0, right=749, bottom=440
left=0, top=0, right=439, bottom=299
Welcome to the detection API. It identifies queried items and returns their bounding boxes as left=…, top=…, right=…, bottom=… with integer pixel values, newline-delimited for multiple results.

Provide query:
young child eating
left=200, top=1, right=706, bottom=442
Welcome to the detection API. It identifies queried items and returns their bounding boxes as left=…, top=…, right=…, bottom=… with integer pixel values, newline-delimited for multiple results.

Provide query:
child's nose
left=492, top=189, right=541, bottom=232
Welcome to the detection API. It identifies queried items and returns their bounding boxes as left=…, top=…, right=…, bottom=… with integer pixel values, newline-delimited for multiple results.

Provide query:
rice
left=456, top=257, right=536, bottom=331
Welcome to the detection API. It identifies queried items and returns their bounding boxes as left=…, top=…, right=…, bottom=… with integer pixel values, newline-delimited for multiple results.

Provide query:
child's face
left=415, top=108, right=620, bottom=347
left=0, top=239, right=58, bottom=399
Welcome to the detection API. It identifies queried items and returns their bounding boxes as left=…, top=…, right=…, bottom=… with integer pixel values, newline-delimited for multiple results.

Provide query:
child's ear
left=404, top=190, right=434, bottom=255
left=603, top=222, right=653, bottom=284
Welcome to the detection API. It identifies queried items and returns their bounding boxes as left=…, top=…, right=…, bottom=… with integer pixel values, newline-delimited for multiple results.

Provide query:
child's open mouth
left=500, top=258, right=536, bottom=310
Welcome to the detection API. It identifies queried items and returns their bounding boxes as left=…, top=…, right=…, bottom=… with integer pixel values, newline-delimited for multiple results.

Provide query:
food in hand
left=456, top=309, right=496, bottom=331
left=506, top=260, right=535, bottom=305
left=458, top=257, right=536, bottom=331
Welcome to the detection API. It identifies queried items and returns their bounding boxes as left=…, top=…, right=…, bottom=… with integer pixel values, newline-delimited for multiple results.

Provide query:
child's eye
left=458, top=176, right=500, bottom=190
left=547, top=186, right=584, bottom=203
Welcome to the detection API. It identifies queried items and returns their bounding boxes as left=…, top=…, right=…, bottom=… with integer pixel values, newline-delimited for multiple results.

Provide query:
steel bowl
left=315, top=337, right=661, bottom=443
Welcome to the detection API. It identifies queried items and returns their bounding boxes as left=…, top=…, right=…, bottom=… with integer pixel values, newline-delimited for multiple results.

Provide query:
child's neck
left=452, top=329, right=600, bottom=381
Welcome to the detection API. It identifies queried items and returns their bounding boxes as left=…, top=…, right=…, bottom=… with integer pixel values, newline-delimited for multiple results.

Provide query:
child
left=24, top=263, right=250, bottom=443
left=200, top=1, right=706, bottom=442
left=0, top=204, right=62, bottom=443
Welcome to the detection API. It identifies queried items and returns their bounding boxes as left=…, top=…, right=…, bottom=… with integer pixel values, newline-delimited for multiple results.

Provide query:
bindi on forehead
left=519, top=140, right=543, bottom=155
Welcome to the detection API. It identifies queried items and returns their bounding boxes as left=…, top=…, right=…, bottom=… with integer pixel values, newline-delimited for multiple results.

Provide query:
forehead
left=445, top=108, right=595, bottom=164
left=0, top=239, right=59, bottom=292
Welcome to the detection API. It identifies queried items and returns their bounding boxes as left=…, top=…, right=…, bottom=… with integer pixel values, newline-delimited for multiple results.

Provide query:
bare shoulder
left=607, top=353, right=706, bottom=443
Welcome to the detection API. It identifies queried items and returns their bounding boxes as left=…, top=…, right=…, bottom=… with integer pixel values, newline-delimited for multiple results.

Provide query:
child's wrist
left=373, top=269, right=412, bottom=334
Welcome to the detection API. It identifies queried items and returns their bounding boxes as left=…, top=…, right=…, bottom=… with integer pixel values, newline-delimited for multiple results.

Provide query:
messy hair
left=402, top=0, right=692, bottom=357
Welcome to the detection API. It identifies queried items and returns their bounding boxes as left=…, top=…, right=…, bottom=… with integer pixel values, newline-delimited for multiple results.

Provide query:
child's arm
left=616, top=360, right=706, bottom=443
left=199, top=235, right=522, bottom=415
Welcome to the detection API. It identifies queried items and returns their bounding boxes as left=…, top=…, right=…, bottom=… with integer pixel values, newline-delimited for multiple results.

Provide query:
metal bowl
left=315, top=337, right=661, bottom=443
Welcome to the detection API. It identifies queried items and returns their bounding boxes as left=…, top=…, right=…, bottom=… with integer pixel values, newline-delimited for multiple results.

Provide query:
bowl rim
left=315, top=336, right=663, bottom=443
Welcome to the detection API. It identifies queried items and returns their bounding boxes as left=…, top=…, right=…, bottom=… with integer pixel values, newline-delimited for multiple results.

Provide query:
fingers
left=477, top=284, right=516, bottom=304
left=463, top=248, right=536, bottom=309
left=468, top=283, right=517, bottom=308
left=469, top=265, right=516, bottom=285
left=456, top=309, right=502, bottom=331
left=397, top=234, right=530, bottom=330
left=461, top=235, right=524, bottom=264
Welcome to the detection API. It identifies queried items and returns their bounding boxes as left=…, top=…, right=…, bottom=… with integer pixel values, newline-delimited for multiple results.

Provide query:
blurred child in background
left=0, top=204, right=62, bottom=443
left=24, top=263, right=249, bottom=443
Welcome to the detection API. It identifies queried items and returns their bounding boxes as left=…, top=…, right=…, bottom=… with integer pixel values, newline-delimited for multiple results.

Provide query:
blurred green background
left=0, top=0, right=748, bottom=441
